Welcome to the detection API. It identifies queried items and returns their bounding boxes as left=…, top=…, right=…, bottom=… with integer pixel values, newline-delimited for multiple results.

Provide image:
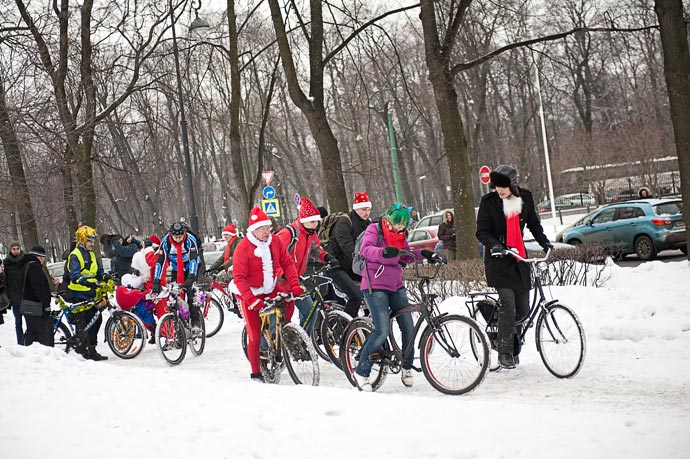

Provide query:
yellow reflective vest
left=67, top=247, right=98, bottom=293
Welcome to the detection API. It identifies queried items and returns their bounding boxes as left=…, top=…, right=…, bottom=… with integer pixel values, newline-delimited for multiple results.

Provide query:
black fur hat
left=489, top=165, right=520, bottom=197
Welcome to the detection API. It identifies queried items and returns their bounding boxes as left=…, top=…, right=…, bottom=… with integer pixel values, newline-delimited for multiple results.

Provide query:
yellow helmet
left=75, top=225, right=97, bottom=244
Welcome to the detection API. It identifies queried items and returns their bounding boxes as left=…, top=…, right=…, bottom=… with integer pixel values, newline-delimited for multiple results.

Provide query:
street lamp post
left=169, top=0, right=209, bottom=234
left=419, top=175, right=427, bottom=215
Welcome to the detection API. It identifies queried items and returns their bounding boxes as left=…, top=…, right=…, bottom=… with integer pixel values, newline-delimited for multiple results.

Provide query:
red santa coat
left=232, top=234, right=301, bottom=310
left=276, top=221, right=328, bottom=277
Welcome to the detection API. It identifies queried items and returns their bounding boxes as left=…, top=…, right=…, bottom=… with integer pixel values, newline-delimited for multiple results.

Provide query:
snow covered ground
left=2, top=256, right=689, bottom=459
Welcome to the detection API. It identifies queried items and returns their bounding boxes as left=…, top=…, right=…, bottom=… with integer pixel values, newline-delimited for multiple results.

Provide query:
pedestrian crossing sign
left=261, top=199, right=281, bottom=217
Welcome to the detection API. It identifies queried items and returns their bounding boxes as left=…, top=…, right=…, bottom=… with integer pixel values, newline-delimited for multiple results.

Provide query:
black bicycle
left=339, top=255, right=490, bottom=395
left=466, top=249, right=586, bottom=378
left=154, top=284, right=206, bottom=366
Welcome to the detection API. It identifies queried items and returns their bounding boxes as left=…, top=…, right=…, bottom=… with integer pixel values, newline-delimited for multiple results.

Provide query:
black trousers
left=73, top=307, right=103, bottom=346
left=496, top=288, right=530, bottom=355
left=24, top=313, right=54, bottom=347
left=328, top=268, right=363, bottom=318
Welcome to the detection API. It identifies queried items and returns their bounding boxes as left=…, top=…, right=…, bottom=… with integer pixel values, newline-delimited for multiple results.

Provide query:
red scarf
left=171, top=236, right=186, bottom=284
left=503, top=196, right=526, bottom=258
left=381, top=217, right=406, bottom=249
left=223, top=236, right=238, bottom=264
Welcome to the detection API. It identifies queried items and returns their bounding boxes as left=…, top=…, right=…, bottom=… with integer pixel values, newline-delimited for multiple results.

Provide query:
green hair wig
left=385, top=202, right=411, bottom=228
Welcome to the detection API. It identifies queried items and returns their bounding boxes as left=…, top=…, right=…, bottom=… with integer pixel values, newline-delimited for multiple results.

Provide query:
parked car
left=407, top=228, right=439, bottom=252
left=537, top=193, right=597, bottom=213
left=555, top=199, right=686, bottom=260
left=415, top=210, right=450, bottom=232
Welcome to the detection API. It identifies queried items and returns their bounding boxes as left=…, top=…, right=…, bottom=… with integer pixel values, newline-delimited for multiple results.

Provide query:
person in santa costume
left=476, top=165, right=553, bottom=370
left=208, top=223, right=241, bottom=275
left=232, top=207, right=303, bottom=382
left=276, top=197, right=337, bottom=334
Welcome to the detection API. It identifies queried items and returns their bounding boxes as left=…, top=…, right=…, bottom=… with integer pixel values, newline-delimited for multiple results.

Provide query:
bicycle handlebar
left=494, top=247, right=552, bottom=263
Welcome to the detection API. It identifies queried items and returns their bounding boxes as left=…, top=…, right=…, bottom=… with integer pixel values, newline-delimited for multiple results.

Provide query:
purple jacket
left=359, top=223, right=424, bottom=292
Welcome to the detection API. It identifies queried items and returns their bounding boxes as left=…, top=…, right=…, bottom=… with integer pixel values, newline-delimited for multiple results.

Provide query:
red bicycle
left=198, top=272, right=243, bottom=338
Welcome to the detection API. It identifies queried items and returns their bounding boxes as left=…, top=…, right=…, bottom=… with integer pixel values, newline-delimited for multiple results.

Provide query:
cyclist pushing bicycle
left=353, top=202, right=440, bottom=391
left=476, top=165, right=553, bottom=370
left=232, top=207, right=303, bottom=382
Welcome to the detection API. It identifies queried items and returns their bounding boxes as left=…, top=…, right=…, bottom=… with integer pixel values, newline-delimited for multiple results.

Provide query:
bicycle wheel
left=156, top=313, right=187, bottom=365
left=260, top=329, right=282, bottom=384
left=105, top=311, right=146, bottom=359
left=189, top=314, right=206, bottom=356
left=54, top=320, right=72, bottom=350
left=280, top=323, right=319, bottom=385
left=420, top=315, right=489, bottom=395
left=339, top=318, right=388, bottom=391
left=202, top=297, right=224, bottom=338
left=310, top=311, right=330, bottom=362
left=321, top=309, right=352, bottom=370
left=535, top=303, right=586, bottom=378
left=469, top=304, right=500, bottom=372
left=241, top=325, right=248, bottom=359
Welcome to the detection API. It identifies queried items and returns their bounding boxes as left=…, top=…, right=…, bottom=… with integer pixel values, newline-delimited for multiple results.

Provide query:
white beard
left=246, top=231, right=276, bottom=295
left=502, top=195, right=523, bottom=217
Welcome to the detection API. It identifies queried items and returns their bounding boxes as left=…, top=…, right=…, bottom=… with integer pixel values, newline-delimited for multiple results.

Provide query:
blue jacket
left=154, top=233, right=200, bottom=282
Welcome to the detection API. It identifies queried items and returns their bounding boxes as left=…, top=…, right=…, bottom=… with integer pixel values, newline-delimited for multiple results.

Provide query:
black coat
left=329, top=210, right=371, bottom=280
left=3, top=251, right=25, bottom=305
left=476, top=188, right=550, bottom=292
left=20, top=255, right=52, bottom=314
left=438, top=222, right=456, bottom=250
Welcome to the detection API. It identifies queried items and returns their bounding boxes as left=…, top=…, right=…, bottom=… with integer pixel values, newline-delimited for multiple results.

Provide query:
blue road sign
left=261, top=199, right=281, bottom=217
left=262, top=186, right=276, bottom=200
left=294, top=193, right=301, bottom=206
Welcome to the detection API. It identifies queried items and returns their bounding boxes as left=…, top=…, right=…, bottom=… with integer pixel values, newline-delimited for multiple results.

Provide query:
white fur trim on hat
left=353, top=201, right=371, bottom=210
left=247, top=220, right=271, bottom=232
left=299, top=214, right=322, bottom=224
left=222, top=230, right=237, bottom=236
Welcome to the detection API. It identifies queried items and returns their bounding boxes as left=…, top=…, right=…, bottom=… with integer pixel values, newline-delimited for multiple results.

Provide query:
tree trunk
left=654, top=0, right=690, bottom=259
left=226, top=0, right=249, bottom=220
left=0, top=78, right=39, bottom=246
left=419, top=0, right=478, bottom=260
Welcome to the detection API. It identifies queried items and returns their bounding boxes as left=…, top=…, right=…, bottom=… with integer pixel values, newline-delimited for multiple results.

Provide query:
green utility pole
left=387, top=108, right=404, bottom=203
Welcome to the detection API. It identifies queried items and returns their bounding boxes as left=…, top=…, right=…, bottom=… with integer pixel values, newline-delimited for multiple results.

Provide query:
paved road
left=617, top=249, right=687, bottom=267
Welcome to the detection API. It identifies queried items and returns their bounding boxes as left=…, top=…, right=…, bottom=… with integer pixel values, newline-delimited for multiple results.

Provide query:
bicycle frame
left=299, top=265, right=341, bottom=330
left=53, top=284, right=114, bottom=352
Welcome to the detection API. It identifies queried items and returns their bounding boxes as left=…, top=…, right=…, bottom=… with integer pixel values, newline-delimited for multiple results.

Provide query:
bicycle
left=197, top=270, right=243, bottom=338
left=154, top=283, right=206, bottom=366
left=53, top=282, right=147, bottom=359
left=339, top=255, right=490, bottom=395
left=251, top=292, right=319, bottom=385
left=465, top=249, right=586, bottom=378
left=239, top=264, right=352, bottom=369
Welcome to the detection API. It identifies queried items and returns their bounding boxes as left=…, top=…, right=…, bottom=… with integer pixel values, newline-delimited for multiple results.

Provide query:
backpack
left=285, top=224, right=299, bottom=253
left=318, top=212, right=351, bottom=248
left=352, top=222, right=382, bottom=276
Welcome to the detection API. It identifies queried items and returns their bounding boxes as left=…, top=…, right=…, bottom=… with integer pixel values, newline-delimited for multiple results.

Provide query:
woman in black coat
left=20, top=246, right=54, bottom=347
left=476, top=165, right=552, bottom=369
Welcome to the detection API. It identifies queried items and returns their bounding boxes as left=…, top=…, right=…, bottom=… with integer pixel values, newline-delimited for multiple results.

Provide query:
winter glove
left=151, top=282, right=161, bottom=295
left=382, top=246, right=400, bottom=258
left=450, top=232, right=456, bottom=240
left=543, top=243, right=554, bottom=253
left=490, top=245, right=506, bottom=258
left=102, top=273, right=112, bottom=283
left=324, top=254, right=340, bottom=269
left=420, top=250, right=440, bottom=263
left=292, top=286, right=304, bottom=298
left=183, top=276, right=196, bottom=292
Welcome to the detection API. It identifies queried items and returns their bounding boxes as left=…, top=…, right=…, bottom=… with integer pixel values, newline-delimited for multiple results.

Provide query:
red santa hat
left=148, top=234, right=161, bottom=248
left=247, top=206, right=272, bottom=233
left=222, top=223, right=237, bottom=237
left=353, top=191, right=372, bottom=210
left=298, top=197, right=321, bottom=224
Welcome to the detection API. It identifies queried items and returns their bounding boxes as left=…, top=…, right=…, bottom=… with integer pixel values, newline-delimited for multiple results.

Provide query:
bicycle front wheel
left=339, top=318, right=388, bottom=391
left=202, top=297, right=224, bottom=338
left=156, top=313, right=187, bottom=366
left=420, top=315, right=489, bottom=395
left=535, top=303, right=586, bottom=378
left=189, top=315, right=206, bottom=356
left=310, top=311, right=330, bottom=362
left=241, top=325, right=248, bottom=359
left=54, top=320, right=72, bottom=350
left=321, top=309, right=352, bottom=370
left=281, top=323, right=320, bottom=386
left=105, top=311, right=146, bottom=359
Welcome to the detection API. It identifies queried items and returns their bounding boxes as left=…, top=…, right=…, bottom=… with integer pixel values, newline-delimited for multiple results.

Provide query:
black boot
left=86, top=345, right=108, bottom=361
left=498, top=353, right=516, bottom=369
left=250, top=372, right=265, bottom=383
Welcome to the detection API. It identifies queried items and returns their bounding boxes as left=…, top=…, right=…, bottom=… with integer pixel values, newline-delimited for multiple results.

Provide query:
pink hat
left=353, top=191, right=372, bottom=210
left=222, top=223, right=237, bottom=236
left=247, top=207, right=272, bottom=232
left=298, top=197, right=321, bottom=224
